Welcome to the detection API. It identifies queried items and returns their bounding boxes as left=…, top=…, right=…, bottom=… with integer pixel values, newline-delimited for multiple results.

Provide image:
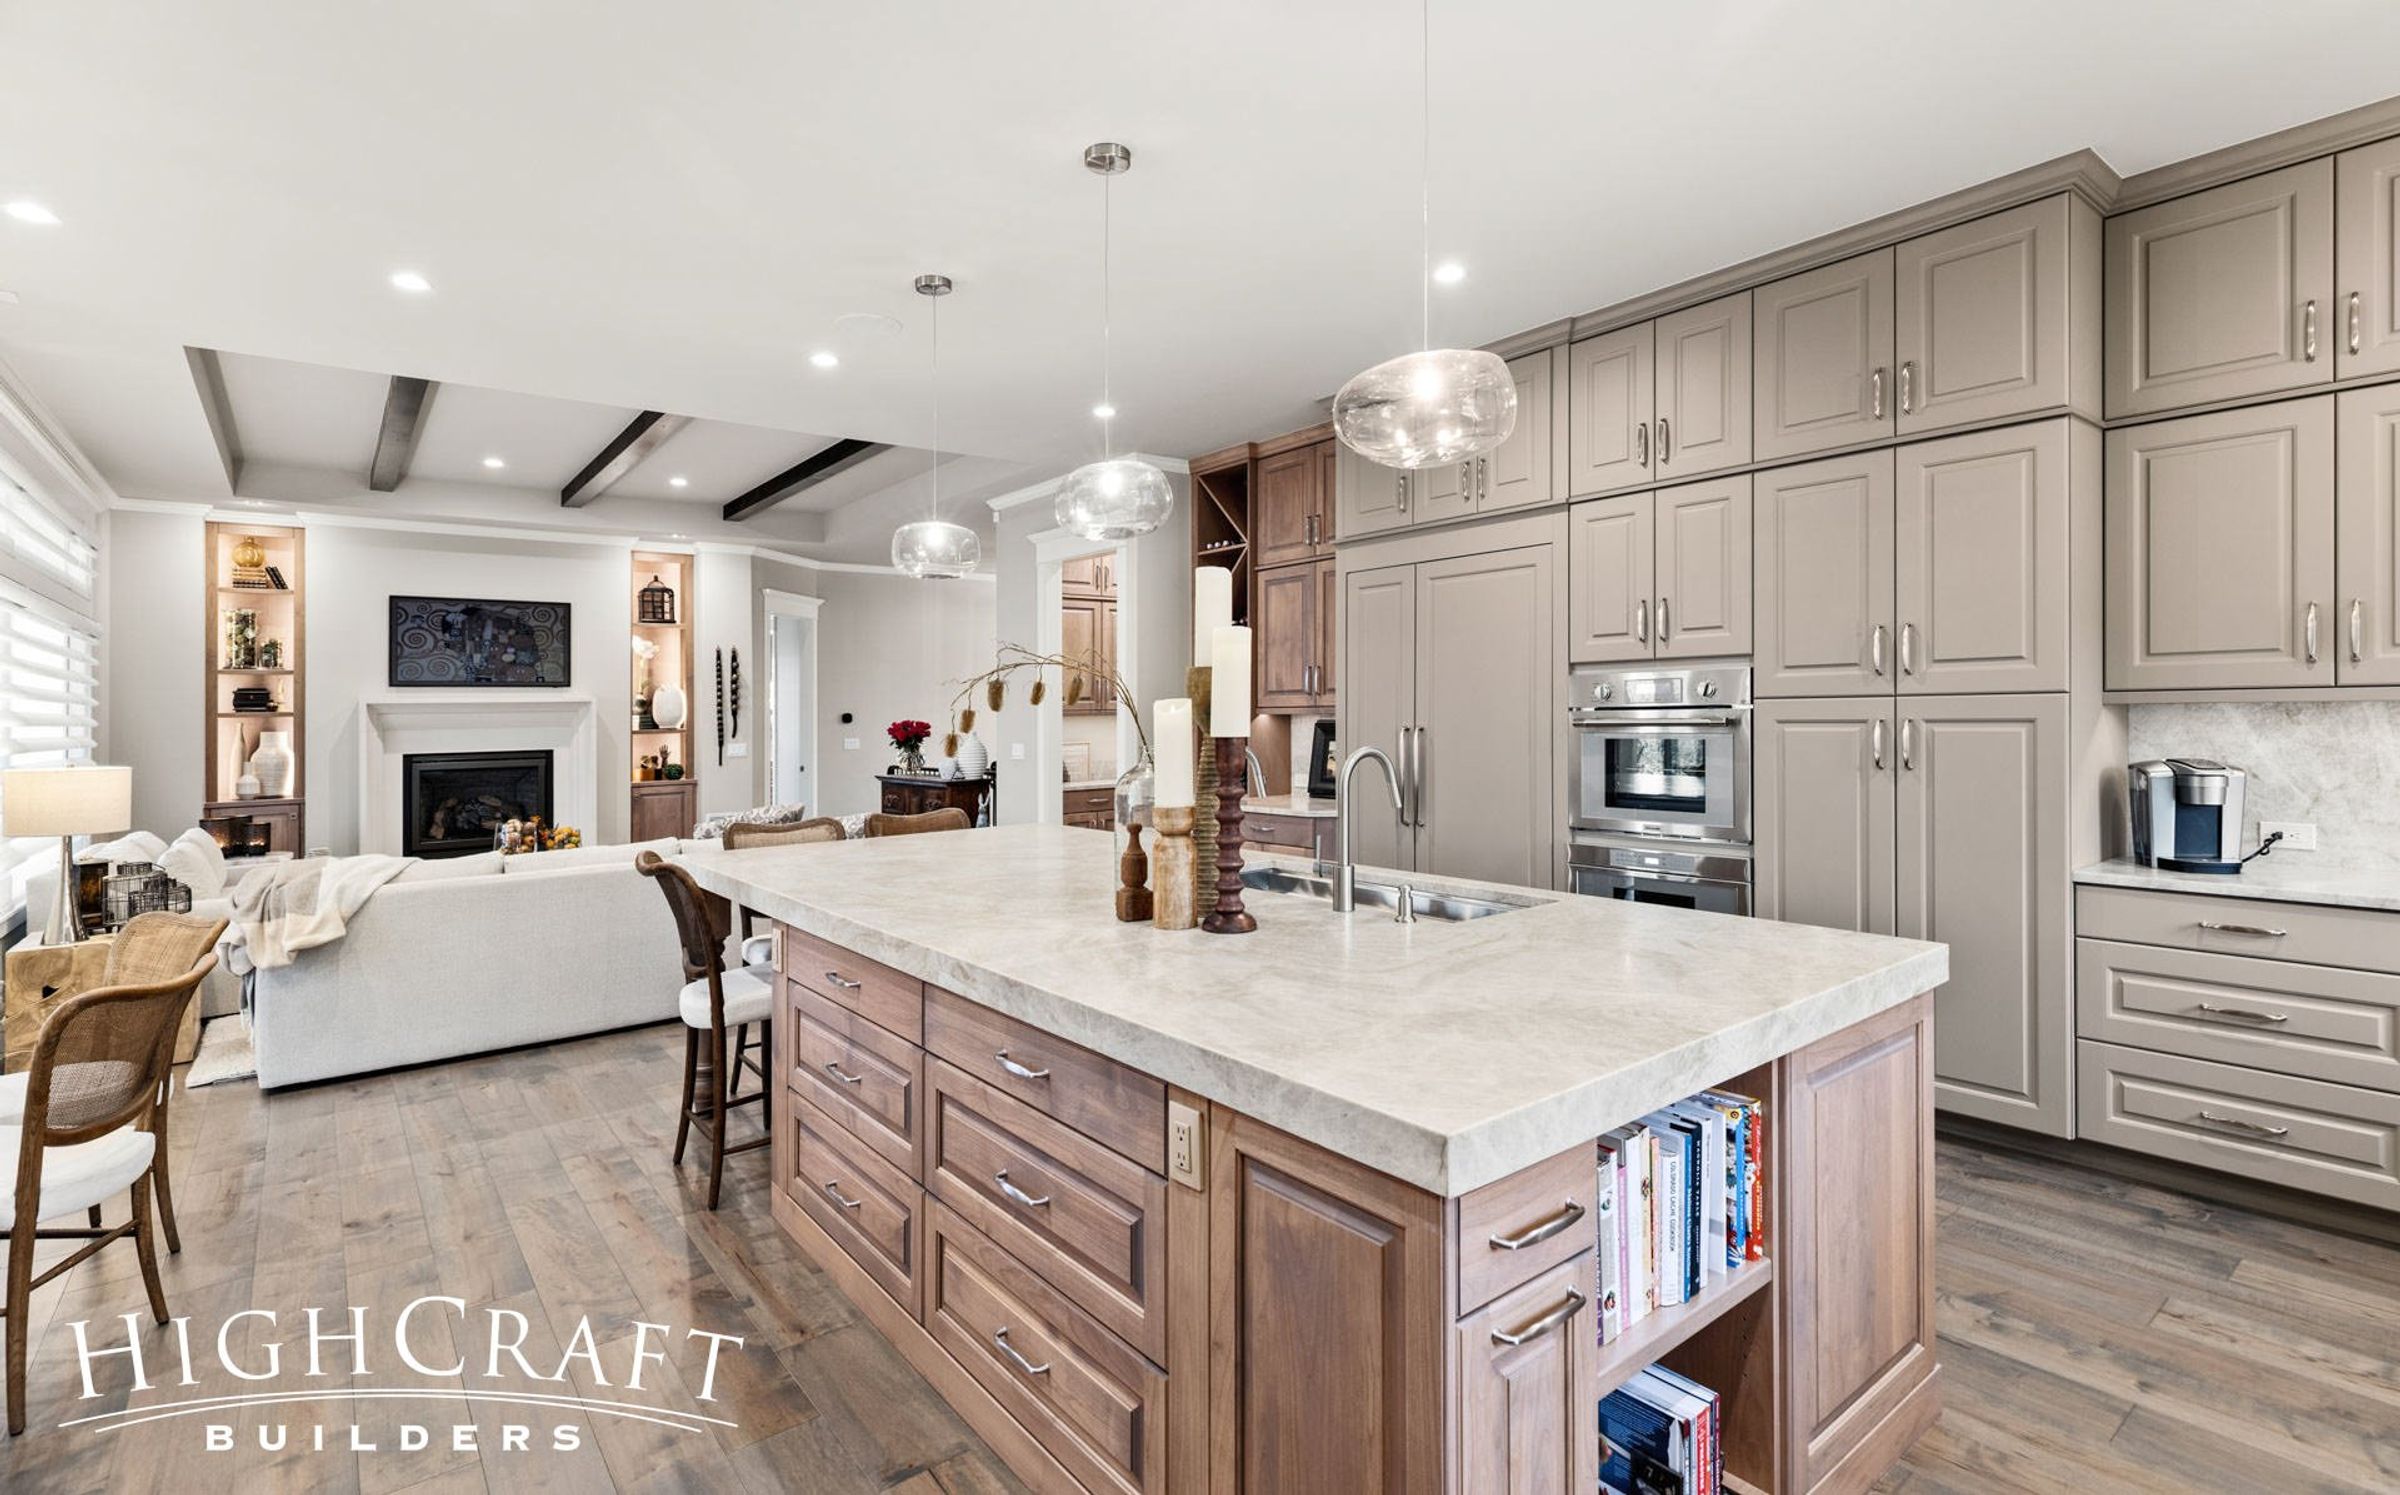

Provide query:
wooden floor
left=1, top=1023, right=2394, bottom=1493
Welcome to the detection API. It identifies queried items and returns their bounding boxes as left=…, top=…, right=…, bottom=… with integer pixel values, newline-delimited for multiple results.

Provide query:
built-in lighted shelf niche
left=630, top=551, right=695, bottom=784
left=204, top=521, right=306, bottom=844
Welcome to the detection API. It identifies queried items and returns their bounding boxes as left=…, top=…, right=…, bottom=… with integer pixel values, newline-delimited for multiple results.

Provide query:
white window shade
left=0, top=465, right=96, bottom=604
left=0, top=599, right=101, bottom=918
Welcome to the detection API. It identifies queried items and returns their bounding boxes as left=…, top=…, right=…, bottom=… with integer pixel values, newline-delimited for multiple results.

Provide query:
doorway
left=763, top=590, right=820, bottom=811
left=1033, top=534, right=1137, bottom=825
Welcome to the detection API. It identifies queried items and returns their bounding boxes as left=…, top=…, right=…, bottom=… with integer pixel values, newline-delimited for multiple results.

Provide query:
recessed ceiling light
left=0, top=289, right=17, bottom=306
left=1091, top=403, right=1117, bottom=421
left=481, top=455, right=506, bottom=470
left=5, top=201, right=60, bottom=226
left=389, top=269, right=432, bottom=293
left=669, top=533, right=687, bottom=540
left=834, top=311, right=904, bottom=339
left=668, top=475, right=689, bottom=489
left=1432, top=261, right=1466, bottom=285
left=809, top=350, right=840, bottom=370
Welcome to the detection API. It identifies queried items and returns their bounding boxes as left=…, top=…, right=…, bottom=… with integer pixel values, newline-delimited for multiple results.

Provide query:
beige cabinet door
left=1411, top=453, right=1475, bottom=526
left=2337, top=382, right=2400, bottom=684
left=1565, top=324, right=1654, bottom=497
left=1753, top=697, right=1897, bottom=935
left=1567, top=493, right=1655, bottom=663
left=1254, top=562, right=1319, bottom=710
left=2104, top=397, right=2336, bottom=690
left=2105, top=159, right=2334, bottom=418
left=1480, top=349, right=1559, bottom=512
left=1897, top=195, right=2091, bottom=433
left=1653, top=291, right=1752, bottom=479
left=1654, top=475, right=1753, bottom=660
left=1341, top=563, right=1418, bottom=872
left=1754, top=247, right=1895, bottom=462
left=1254, top=443, right=1323, bottom=568
left=2337, top=137, right=2400, bottom=380
left=1754, top=451, right=1895, bottom=697
left=1897, top=694, right=2071, bottom=1137
left=1314, top=557, right=1337, bottom=706
left=1414, top=545, right=1555, bottom=889
left=1895, top=420, right=2073, bottom=694
left=1334, top=433, right=1413, bottom=541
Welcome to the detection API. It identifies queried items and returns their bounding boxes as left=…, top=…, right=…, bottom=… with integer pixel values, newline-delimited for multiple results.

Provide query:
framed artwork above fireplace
left=389, top=595, right=572, bottom=687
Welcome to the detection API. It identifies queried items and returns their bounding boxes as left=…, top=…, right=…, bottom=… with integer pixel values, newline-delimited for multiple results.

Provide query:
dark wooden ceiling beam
left=367, top=375, right=436, bottom=492
left=722, top=438, right=889, bottom=522
left=559, top=410, right=692, bottom=508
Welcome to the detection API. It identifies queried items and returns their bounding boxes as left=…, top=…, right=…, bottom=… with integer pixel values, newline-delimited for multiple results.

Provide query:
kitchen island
left=680, top=824, right=1949, bottom=1495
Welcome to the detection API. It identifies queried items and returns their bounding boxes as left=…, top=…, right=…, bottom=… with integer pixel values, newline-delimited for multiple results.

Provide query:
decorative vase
left=234, top=770, right=261, bottom=800
left=652, top=683, right=688, bottom=730
left=248, top=730, right=294, bottom=798
left=955, top=729, right=991, bottom=779
left=1114, top=750, right=1157, bottom=923
left=900, top=745, right=926, bottom=775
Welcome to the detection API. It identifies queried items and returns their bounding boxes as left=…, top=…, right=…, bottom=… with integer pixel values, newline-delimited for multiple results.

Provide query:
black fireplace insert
left=401, top=750, right=554, bottom=858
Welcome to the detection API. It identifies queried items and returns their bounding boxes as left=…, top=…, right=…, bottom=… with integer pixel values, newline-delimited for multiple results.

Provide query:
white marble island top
left=679, top=824, right=1947, bottom=1196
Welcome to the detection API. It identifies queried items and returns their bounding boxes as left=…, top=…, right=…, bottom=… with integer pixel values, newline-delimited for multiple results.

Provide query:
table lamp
left=2, top=764, right=133, bottom=945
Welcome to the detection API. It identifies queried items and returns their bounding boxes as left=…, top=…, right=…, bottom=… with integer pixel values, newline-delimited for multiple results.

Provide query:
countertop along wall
left=2125, top=700, right=2400, bottom=863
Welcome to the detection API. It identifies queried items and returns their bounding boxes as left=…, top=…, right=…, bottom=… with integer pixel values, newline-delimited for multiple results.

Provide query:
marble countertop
left=1241, top=791, right=1337, bottom=818
left=2075, top=854, right=2400, bottom=913
left=679, top=824, right=1946, bottom=1196
left=1061, top=778, right=1117, bottom=792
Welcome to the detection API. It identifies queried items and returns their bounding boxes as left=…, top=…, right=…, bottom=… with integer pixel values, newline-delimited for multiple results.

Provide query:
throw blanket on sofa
left=222, top=855, right=413, bottom=973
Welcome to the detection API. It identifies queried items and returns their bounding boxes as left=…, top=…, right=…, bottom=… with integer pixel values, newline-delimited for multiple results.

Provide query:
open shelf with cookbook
left=201, top=521, right=305, bottom=855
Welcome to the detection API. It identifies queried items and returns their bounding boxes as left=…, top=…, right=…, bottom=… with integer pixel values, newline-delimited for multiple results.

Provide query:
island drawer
left=792, top=984, right=924, bottom=1178
left=2077, top=938, right=2400, bottom=1093
left=926, top=1057, right=1169, bottom=1362
left=2075, top=886, right=2400, bottom=976
left=784, top=925, right=923, bottom=1043
left=925, top=1200, right=1166, bottom=1495
left=2077, top=1040, right=2400, bottom=1211
left=1243, top=812, right=1323, bottom=855
left=925, top=985, right=1167, bottom=1174
left=1454, top=1141, right=1599, bottom=1315
left=789, top=1093, right=923, bottom=1316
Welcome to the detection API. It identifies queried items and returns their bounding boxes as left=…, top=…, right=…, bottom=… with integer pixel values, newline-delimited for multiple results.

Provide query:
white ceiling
left=5, top=1, right=2400, bottom=554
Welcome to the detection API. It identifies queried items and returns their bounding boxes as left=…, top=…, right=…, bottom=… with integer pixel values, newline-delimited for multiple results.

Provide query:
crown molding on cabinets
left=2115, top=90, right=2400, bottom=211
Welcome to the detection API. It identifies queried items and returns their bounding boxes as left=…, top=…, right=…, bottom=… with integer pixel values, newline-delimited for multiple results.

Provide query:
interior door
left=1753, top=450, right=1896, bottom=697
left=1653, top=291, right=1753, bottom=479
left=1753, top=247, right=1895, bottom=462
left=1480, top=349, right=1557, bottom=512
left=2338, top=137, right=2400, bottom=380
left=1654, top=475, right=1754, bottom=660
left=2338, top=381, right=2400, bottom=684
left=1336, top=434, right=1412, bottom=540
left=1896, top=195, right=2078, bottom=433
left=1753, top=697, right=1896, bottom=935
left=1413, top=545, right=1556, bottom=888
left=1565, top=324, right=1655, bottom=497
left=2103, top=397, right=2336, bottom=690
left=1567, top=493, right=1655, bottom=663
left=1895, top=420, right=2073, bottom=694
left=1254, top=443, right=1322, bottom=568
left=1341, top=563, right=1418, bottom=872
left=1897, top=694, right=2070, bottom=1136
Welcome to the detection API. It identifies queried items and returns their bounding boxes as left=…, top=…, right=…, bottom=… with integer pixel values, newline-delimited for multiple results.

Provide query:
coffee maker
left=2129, top=759, right=2248, bottom=874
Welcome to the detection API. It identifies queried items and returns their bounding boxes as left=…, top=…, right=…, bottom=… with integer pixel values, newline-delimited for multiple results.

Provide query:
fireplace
left=401, top=750, right=554, bottom=858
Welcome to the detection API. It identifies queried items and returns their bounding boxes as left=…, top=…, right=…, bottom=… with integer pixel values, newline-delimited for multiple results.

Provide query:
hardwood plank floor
left=0, top=1022, right=2391, bottom=1491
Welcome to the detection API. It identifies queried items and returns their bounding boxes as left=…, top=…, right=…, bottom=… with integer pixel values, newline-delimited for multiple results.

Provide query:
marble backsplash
left=2126, top=700, right=2400, bottom=860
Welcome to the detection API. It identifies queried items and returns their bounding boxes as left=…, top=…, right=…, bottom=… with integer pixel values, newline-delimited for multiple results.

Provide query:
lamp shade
left=2, top=764, right=133, bottom=837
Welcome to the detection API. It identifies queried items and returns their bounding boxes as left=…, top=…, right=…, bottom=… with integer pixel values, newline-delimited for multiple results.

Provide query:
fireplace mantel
left=357, top=692, right=599, bottom=855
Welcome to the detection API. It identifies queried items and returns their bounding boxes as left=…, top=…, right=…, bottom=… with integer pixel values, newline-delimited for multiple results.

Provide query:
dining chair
left=2, top=953, right=216, bottom=1434
left=863, top=807, right=971, bottom=837
left=635, top=851, right=771, bottom=1210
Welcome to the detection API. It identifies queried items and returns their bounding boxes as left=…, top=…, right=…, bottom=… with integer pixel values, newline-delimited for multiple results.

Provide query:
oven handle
left=1579, top=865, right=1748, bottom=891
left=1568, top=715, right=1743, bottom=731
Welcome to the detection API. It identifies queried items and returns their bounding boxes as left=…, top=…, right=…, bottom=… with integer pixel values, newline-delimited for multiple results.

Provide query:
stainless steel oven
left=1569, top=840, right=1752, bottom=917
left=1568, top=663, right=1750, bottom=844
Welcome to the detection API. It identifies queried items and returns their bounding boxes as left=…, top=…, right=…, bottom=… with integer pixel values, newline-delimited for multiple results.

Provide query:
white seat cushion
left=0, top=1072, right=21, bottom=1124
left=678, top=966, right=772, bottom=1030
left=740, top=934, right=775, bottom=970
left=0, top=1124, right=156, bottom=1223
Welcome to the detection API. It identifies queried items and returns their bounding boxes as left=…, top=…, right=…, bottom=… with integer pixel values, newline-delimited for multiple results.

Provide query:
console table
left=875, top=772, right=994, bottom=824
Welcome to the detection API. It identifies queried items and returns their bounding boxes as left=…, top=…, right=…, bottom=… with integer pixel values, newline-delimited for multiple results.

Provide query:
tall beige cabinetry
left=1568, top=477, right=1753, bottom=662
left=1565, top=293, right=1753, bottom=496
left=1754, top=418, right=2104, bottom=1137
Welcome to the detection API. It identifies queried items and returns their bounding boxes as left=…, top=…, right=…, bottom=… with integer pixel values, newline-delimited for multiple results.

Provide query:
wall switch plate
left=2259, top=820, right=2317, bottom=851
left=1010, top=743, right=1026, bottom=760
left=727, top=742, right=749, bottom=758
left=843, top=737, right=860, bottom=751
left=1167, top=1100, right=1205, bottom=1190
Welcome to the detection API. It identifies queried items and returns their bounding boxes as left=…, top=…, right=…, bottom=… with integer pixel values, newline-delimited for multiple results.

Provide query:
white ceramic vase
left=248, top=730, right=294, bottom=798
left=954, top=729, right=991, bottom=778
left=652, top=683, right=688, bottom=730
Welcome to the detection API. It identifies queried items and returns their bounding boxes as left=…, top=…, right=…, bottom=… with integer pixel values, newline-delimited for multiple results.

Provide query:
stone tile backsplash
left=2126, top=701, right=2400, bottom=857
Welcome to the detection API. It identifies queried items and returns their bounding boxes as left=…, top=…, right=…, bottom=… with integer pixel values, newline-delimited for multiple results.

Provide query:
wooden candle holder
left=1202, top=736, right=1256, bottom=934
left=1116, top=823, right=1154, bottom=923
left=1187, top=666, right=1217, bottom=914
left=1151, top=805, right=1197, bottom=930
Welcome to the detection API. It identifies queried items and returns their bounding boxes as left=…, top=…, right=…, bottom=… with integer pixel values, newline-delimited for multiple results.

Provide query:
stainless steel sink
left=1239, top=864, right=1528, bottom=922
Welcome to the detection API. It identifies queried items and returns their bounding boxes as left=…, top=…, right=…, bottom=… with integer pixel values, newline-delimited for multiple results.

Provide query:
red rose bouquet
left=887, top=719, right=933, bottom=752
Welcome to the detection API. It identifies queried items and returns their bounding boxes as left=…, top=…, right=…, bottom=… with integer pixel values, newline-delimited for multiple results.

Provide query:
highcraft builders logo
left=55, top=1297, right=745, bottom=1453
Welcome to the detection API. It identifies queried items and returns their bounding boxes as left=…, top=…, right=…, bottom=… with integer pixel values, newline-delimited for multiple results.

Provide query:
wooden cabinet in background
left=1061, top=785, right=1114, bottom=829
left=1896, top=194, right=2101, bottom=432
left=1254, top=441, right=1331, bottom=569
left=1062, top=553, right=1117, bottom=598
left=1062, top=596, right=1119, bottom=713
left=629, top=780, right=696, bottom=840
left=879, top=774, right=995, bottom=824
left=1754, top=247, right=1895, bottom=462
left=1568, top=477, right=1753, bottom=663
left=1253, top=559, right=1333, bottom=711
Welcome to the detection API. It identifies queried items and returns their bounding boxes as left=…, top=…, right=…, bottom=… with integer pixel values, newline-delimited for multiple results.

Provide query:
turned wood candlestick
left=1115, top=823, right=1154, bottom=923
left=1202, top=736, right=1256, bottom=934
left=1187, top=666, right=1217, bottom=913
left=1151, top=805, right=1197, bottom=931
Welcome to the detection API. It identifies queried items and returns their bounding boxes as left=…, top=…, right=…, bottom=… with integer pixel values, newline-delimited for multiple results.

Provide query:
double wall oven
left=1567, top=662, right=1753, bottom=915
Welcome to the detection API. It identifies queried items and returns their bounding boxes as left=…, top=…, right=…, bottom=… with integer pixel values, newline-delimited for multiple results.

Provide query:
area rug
left=185, top=1015, right=257, bottom=1088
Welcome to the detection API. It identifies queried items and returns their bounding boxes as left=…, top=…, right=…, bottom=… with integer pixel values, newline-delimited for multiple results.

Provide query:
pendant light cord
left=928, top=284, right=941, bottom=523
left=1101, top=168, right=1115, bottom=459
left=1419, top=0, right=1431, bottom=353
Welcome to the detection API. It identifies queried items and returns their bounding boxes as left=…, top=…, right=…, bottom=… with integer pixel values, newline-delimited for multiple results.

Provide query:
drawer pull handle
left=1491, top=1288, right=1586, bottom=1347
left=1489, top=1199, right=1587, bottom=1251
left=996, top=1050, right=1052, bottom=1081
left=2196, top=1110, right=2291, bottom=1140
left=2194, top=1003, right=2289, bottom=1025
left=822, top=971, right=863, bottom=991
left=2197, top=920, right=2286, bottom=938
left=822, top=1181, right=863, bottom=1210
left=992, top=1326, right=1050, bottom=1377
left=823, top=1061, right=865, bottom=1085
left=994, top=1169, right=1052, bottom=1209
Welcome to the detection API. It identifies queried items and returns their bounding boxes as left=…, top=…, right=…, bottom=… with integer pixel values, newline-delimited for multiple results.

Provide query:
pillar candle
left=1155, top=698, right=1194, bottom=808
left=1193, top=567, right=1233, bottom=666
left=1209, top=626, right=1251, bottom=737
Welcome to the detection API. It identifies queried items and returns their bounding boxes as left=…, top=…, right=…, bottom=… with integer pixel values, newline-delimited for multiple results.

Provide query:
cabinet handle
left=1872, top=717, right=1886, bottom=771
left=1870, top=367, right=1886, bottom=419
left=1870, top=622, right=1887, bottom=676
left=994, top=1169, right=1052, bottom=1209
left=1900, top=717, right=1916, bottom=771
left=1900, top=621, right=1917, bottom=676
left=1459, top=459, right=1473, bottom=498
left=1477, top=455, right=1489, bottom=498
left=992, top=1327, right=1051, bottom=1377
left=1491, top=1288, right=1586, bottom=1347
left=822, top=971, right=862, bottom=991
left=2197, top=1110, right=2290, bottom=1140
left=2194, top=1002, right=2290, bottom=1025
left=2197, top=920, right=2286, bottom=938
left=1898, top=361, right=1915, bottom=415
left=1636, top=420, right=1650, bottom=467
left=1635, top=598, right=1649, bottom=644
left=1397, top=726, right=1415, bottom=825
left=1396, top=471, right=1409, bottom=512
left=822, top=1180, right=863, bottom=1211
left=1658, top=596, right=1672, bottom=644
left=1413, top=724, right=1428, bottom=828
left=2352, top=598, right=2365, bottom=665
left=2304, top=299, right=2319, bottom=362
left=2350, top=291, right=2364, bottom=355
left=995, top=1049, right=1052, bottom=1080
left=2305, top=601, right=2320, bottom=666
left=823, top=1061, right=865, bottom=1086
left=1657, top=417, right=1672, bottom=465
left=1488, top=1199, right=1586, bottom=1251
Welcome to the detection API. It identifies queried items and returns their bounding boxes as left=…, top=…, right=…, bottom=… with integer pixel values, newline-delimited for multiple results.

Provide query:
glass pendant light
left=892, top=273, right=983, bottom=579
left=1332, top=0, right=1516, bottom=470
left=1056, top=142, right=1173, bottom=541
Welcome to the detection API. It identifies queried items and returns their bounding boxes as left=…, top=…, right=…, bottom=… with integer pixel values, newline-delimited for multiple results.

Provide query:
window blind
left=0, top=458, right=103, bottom=926
left=0, top=463, right=98, bottom=604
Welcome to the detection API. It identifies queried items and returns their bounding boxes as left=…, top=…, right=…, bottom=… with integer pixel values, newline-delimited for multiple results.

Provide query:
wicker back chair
left=722, top=816, right=846, bottom=850
left=634, top=851, right=770, bottom=1209
left=99, top=911, right=227, bottom=1255
left=863, top=807, right=971, bottom=838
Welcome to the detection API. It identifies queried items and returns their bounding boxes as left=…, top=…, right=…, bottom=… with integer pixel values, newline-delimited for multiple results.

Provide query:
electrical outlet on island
left=2258, top=821, right=2317, bottom=851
